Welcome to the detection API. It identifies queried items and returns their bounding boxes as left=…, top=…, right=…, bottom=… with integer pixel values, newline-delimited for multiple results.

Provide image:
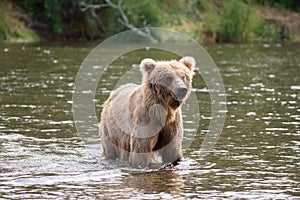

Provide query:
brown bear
left=99, top=56, right=195, bottom=168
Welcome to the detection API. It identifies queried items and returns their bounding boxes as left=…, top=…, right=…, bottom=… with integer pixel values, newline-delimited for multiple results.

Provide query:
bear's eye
left=181, top=75, right=186, bottom=81
left=165, top=75, right=173, bottom=84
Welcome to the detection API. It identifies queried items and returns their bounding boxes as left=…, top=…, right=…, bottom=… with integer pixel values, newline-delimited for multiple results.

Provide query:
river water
left=0, top=42, right=299, bottom=199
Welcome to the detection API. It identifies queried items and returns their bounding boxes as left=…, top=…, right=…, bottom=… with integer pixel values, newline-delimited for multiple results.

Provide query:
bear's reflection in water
left=121, top=170, right=184, bottom=195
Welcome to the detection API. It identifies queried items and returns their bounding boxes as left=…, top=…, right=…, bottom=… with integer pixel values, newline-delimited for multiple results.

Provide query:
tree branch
left=79, top=1, right=110, bottom=12
left=80, top=0, right=158, bottom=43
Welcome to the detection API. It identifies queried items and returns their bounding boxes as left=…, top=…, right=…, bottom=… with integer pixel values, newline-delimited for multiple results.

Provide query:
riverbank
left=1, top=0, right=300, bottom=43
left=0, top=1, right=39, bottom=42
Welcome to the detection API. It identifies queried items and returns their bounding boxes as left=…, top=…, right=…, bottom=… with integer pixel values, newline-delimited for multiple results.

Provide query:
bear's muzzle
left=174, top=87, right=187, bottom=100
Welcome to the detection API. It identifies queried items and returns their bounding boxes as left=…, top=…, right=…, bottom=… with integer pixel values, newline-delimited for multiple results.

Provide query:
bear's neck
left=144, top=84, right=180, bottom=124
left=168, top=99, right=181, bottom=109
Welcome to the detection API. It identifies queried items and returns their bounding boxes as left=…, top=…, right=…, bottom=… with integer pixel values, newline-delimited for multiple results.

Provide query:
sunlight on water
left=0, top=43, right=299, bottom=199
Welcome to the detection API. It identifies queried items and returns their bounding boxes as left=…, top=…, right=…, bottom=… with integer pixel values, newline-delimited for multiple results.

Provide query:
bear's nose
left=174, top=87, right=187, bottom=100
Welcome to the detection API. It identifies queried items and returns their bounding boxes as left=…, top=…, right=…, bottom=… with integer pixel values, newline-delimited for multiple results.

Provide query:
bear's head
left=140, top=56, right=195, bottom=109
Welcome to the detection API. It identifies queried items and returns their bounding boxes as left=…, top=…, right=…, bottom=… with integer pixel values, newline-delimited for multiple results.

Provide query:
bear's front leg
left=129, top=152, right=150, bottom=168
left=160, top=138, right=183, bottom=165
left=129, top=136, right=157, bottom=168
left=160, top=122, right=184, bottom=165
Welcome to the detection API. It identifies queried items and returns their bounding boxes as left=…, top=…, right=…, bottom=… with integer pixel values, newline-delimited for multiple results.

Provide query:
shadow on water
left=0, top=42, right=299, bottom=199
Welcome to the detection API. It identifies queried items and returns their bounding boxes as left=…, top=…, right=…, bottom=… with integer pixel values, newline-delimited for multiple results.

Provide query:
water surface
left=0, top=42, right=299, bottom=199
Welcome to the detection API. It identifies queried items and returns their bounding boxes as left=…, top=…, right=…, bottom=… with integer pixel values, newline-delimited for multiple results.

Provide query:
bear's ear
left=179, top=56, right=196, bottom=71
left=140, top=58, right=156, bottom=74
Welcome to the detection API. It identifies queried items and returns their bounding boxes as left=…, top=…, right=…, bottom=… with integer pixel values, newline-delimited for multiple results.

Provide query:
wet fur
left=99, top=57, right=195, bottom=168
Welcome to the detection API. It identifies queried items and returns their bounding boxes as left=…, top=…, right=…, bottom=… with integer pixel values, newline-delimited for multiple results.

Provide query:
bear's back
left=109, top=83, right=139, bottom=101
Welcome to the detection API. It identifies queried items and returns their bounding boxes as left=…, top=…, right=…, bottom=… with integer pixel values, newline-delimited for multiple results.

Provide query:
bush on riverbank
left=215, top=0, right=263, bottom=42
left=197, top=0, right=300, bottom=43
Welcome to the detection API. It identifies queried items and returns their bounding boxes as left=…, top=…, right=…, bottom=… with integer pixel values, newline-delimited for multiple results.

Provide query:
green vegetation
left=216, top=0, right=262, bottom=42
left=1, top=0, right=300, bottom=43
left=14, top=0, right=98, bottom=36
left=167, top=0, right=300, bottom=43
left=103, top=0, right=162, bottom=36
left=0, top=0, right=39, bottom=42
left=12, top=0, right=161, bottom=39
left=255, top=0, right=300, bottom=11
